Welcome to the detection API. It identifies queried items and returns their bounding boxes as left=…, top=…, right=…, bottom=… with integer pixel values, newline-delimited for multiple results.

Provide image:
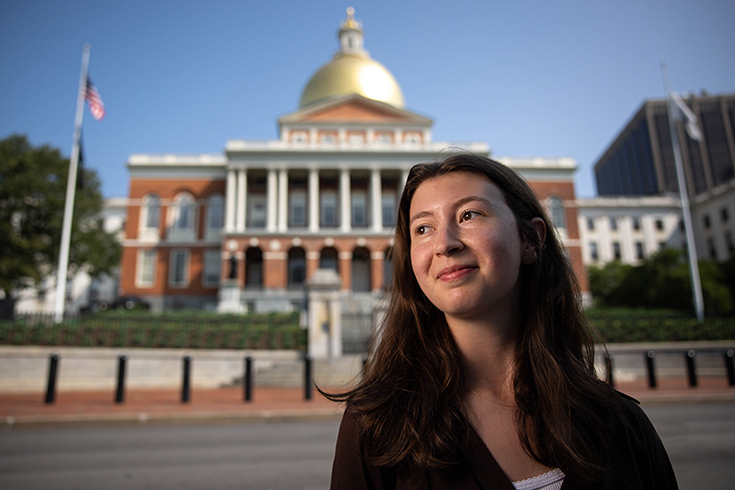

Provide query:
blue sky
left=1, top=0, right=733, bottom=198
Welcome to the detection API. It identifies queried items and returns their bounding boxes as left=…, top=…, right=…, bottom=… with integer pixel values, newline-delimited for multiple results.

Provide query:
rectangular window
left=203, top=250, right=221, bottom=287
left=586, top=218, right=595, bottom=231
left=655, top=219, right=664, bottom=231
left=321, top=193, right=337, bottom=227
left=589, top=242, right=598, bottom=261
left=725, top=231, right=734, bottom=255
left=703, top=214, right=711, bottom=229
left=248, top=195, right=267, bottom=228
left=352, top=193, right=367, bottom=227
left=612, top=242, right=621, bottom=260
left=707, top=238, right=717, bottom=259
left=632, top=217, right=641, bottom=231
left=289, top=193, right=307, bottom=227
left=169, top=250, right=189, bottom=288
left=609, top=217, right=618, bottom=231
left=208, top=198, right=224, bottom=229
left=721, top=207, right=730, bottom=223
left=635, top=242, right=644, bottom=260
left=136, top=250, right=157, bottom=287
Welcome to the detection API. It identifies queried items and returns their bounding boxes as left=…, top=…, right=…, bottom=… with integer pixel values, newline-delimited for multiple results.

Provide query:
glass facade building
left=594, top=94, right=735, bottom=200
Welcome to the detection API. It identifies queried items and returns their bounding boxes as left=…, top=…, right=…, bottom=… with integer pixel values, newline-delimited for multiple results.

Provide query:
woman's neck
left=447, top=314, right=520, bottom=403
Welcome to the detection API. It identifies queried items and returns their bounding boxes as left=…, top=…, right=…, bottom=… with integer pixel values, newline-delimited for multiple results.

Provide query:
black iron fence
left=42, top=352, right=317, bottom=405
left=1, top=311, right=306, bottom=350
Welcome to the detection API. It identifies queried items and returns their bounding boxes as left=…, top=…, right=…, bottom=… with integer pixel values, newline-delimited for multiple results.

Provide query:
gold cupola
left=299, top=7, right=405, bottom=109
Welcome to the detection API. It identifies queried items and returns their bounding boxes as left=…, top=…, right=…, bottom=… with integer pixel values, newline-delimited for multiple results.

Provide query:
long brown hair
left=326, top=153, right=613, bottom=481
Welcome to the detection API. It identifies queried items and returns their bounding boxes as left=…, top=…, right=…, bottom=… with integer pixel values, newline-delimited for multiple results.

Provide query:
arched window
left=288, top=247, right=306, bottom=287
left=548, top=196, right=566, bottom=231
left=319, top=247, right=339, bottom=273
left=245, top=247, right=263, bottom=288
left=174, top=194, right=194, bottom=231
left=351, top=247, right=371, bottom=292
left=143, top=194, right=160, bottom=229
left=207, top=194, right=224, bottom=230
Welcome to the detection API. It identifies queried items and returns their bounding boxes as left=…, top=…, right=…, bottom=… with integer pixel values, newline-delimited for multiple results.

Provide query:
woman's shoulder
left=607, top=390, right=657, bottom=433
left=598, top=390, right=679, bottom=489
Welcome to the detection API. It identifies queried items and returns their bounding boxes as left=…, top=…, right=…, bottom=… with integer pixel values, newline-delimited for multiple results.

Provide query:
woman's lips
left=437, top=265, right=478, bottom=281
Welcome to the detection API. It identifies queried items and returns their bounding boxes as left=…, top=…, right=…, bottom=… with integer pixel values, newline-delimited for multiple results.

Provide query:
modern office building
left=118, top=9, right=586, bottom=317
left=593, top=93, right=735, bottom=262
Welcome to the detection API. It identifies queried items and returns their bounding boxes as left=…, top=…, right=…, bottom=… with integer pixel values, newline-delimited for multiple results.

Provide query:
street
left=1, top=402, right=733, bottom=489
left=0, top=418, right=341, bottom=490
left=644, top=401, right=735, bottom=489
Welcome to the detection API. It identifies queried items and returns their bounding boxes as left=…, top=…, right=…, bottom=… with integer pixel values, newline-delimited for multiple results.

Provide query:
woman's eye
left=414, top=225, right=432, bottom=235
left=461, top=210, right=479, bottom=221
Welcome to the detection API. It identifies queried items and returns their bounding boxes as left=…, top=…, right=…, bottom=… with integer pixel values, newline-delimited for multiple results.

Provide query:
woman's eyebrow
left=454, top=195, right=491, bottom=209
left=409, top=196, right=490, bottom=225
left=409, top=210, right=433, bottom=226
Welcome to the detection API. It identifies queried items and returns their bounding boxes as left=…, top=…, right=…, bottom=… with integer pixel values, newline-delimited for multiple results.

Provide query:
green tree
left=0, top=134, right=121, bottom=309
left=588, top=248, right=735, bottom=316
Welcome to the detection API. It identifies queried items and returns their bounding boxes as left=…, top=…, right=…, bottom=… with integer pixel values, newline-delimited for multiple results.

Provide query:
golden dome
left=299, top=9, right=405, bottom=109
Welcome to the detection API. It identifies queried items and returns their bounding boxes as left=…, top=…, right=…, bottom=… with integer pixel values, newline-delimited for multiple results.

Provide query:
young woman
left=328, top=154, right=678, bottom=489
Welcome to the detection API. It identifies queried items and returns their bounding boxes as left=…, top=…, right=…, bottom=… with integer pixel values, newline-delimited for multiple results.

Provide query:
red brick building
left=119, top=9, right=586, bottom=316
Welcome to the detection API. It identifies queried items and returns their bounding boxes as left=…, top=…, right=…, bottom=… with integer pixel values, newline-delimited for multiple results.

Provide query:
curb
left=3, top=407, right=345, bottom=429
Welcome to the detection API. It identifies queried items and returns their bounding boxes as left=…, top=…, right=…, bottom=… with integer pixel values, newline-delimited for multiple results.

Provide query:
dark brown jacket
left=330, top=394, right=678, bottom=489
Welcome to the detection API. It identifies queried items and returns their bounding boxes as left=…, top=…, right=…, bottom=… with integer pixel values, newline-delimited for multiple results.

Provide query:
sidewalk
left=1, top=377, right=733, bottom=428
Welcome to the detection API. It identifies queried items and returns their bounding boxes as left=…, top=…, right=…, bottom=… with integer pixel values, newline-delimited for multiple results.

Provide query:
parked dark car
left=110, top=296, right=150, bottom=311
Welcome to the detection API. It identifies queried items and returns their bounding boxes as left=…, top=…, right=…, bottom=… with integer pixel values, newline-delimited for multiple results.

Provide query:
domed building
left=120, top=9, right=584, bottom=356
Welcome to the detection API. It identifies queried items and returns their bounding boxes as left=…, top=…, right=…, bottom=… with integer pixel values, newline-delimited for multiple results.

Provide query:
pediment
left=279, top=95, right=432, bottom=126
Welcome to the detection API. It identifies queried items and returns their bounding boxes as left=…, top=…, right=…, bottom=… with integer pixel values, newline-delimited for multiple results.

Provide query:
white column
left=278, top=168, right=288, bottom=232
left=266, top=168, right=278, bottom=232
left=400, top=168, right=410, bottom=196
left=309, top=168, right=319, bottom=232
left=236, top=169, right=247, bottom=232
left=340, top=168, right=351, bottom=232
left=371, top=167, right=383, bottom=232
left=225, top=169, right=236, bottom=232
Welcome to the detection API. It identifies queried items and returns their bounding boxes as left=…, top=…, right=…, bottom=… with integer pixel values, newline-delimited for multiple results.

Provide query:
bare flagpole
left=54, top=44, right=90, bottom=323
left=660, top=60, right=705, bottom=323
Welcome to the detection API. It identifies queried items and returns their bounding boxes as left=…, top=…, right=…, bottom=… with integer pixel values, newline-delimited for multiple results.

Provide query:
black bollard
left=304, top=354, right=313, bottom=401
left=45, top=354, right=59, bottom=404
left=725, top=349, right=735, bottom=386
left=182, top=355, right=191, bottom=403
left=244, top=356, right=253, bottom=402
left=646, top=350, right=657, bottom=388
left=686, top=350, right=698, bottom=387
left=115, top=355, right=127, bottom=403
left=605, top=352, right=614, bottom=387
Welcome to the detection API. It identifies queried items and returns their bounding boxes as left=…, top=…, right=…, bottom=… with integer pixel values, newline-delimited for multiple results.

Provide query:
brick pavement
left=1, top=377, right=733, bottom=428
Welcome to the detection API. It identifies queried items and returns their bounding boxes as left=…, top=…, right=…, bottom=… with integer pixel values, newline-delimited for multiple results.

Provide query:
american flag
left=84, top=76, right=105, bottom=120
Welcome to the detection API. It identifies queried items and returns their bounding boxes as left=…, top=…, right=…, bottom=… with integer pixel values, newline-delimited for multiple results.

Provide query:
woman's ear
left=522, top=218, right=546, bottom=264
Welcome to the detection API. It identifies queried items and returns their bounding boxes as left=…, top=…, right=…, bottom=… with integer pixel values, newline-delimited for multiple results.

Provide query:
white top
left=512, top=468, right=565, bottom=490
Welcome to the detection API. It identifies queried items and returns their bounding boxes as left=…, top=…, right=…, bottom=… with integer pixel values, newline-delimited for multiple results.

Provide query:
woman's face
left=408, top=171, right=539, bottom=325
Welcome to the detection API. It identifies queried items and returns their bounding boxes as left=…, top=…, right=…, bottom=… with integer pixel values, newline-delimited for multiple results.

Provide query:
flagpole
left=54, top=44, right=90, bottom=323
left=660, top=60, right=705, bottom=323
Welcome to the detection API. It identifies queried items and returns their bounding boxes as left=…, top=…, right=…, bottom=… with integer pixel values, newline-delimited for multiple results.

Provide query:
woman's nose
left=434, top=224, right=463, bottom=256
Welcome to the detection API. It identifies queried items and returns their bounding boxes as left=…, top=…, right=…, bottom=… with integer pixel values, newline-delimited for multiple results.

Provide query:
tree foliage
left=588, top=248, right=735, bottom=316
left=0, top=134, right=121, bottom=298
